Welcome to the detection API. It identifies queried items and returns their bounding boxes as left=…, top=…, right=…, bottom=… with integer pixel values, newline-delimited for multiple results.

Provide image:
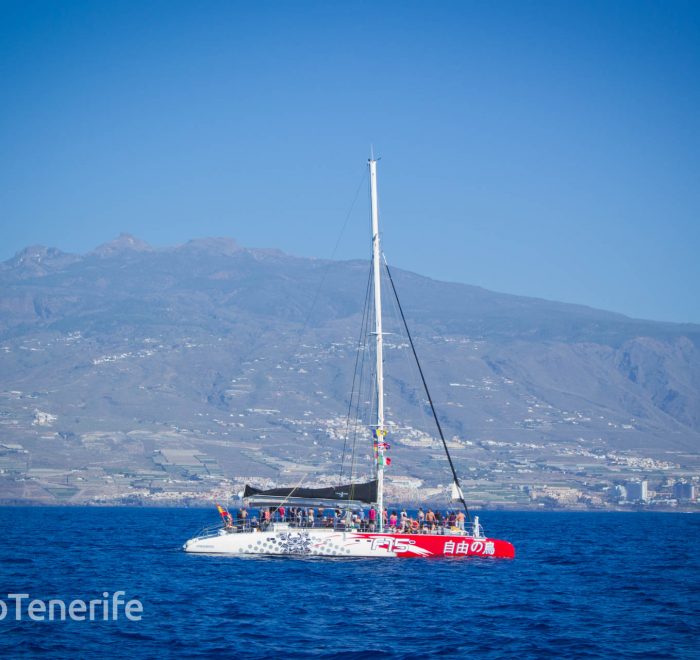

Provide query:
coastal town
left=1, top=403, right=697, bottom=510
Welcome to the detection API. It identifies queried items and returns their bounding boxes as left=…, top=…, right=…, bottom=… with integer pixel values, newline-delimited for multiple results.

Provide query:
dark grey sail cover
left=243, top=480, right=378, bottom=504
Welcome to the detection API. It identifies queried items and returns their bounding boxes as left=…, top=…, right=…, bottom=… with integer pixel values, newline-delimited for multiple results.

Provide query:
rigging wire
left=234, top=168, right=368, bottom=408
left=287, top=166, right=368, bottom=367
left=364, top=275, right=378, bottom=477
left=383, top=257, right=472, bottom=523
left=382, top=261, right=435, bottom=445
left=347, top=266, right=376, bottom=486
left=339, top=265, right=373, bottom=481
left=266, top=471, right=310, bottom=519
left=272, top=166, right=368, bottom=475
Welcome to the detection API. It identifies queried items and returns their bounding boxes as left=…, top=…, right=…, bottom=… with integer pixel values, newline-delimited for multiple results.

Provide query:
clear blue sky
left=1, top=1, right=699, bottom=323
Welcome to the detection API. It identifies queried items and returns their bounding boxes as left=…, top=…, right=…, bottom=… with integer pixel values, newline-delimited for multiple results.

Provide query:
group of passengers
left=230, top=505, right=466, bottom=534
left=380, top=507, right=466, bottom=533
left=239, top=505, right=340, bottom=530
left=392, top=507, right=467, bottom=533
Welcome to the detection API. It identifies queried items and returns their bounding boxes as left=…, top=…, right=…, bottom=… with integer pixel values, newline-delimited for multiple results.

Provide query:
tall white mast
left=369, top=156, right=385, bottom=532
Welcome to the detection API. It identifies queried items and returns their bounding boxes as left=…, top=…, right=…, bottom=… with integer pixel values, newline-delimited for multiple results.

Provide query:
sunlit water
left=1, top=508, right=698, bottom=658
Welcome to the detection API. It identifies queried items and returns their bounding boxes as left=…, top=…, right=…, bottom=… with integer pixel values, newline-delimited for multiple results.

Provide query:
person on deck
left=358, top=508, right=365, bottom=531
left=368, top=506, right=377, bottom=531
left=456, top=510, right=465, bottom=531
left=426, top=508, right=436, bottom=531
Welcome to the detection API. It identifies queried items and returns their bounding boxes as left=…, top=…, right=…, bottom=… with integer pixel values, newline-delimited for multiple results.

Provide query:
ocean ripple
left=0, top=508, right=698, bottom=658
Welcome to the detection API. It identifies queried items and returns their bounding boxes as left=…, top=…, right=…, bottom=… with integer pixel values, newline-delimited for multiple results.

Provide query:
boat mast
left=369, top=156, right=385, bottom=532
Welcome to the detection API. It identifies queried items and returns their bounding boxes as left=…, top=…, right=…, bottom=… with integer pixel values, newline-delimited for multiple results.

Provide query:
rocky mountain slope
left=1, top=235, right=698, bottom=504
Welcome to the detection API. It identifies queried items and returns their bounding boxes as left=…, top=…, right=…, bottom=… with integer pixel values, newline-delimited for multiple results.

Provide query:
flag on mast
left=450, top=482, right=464, bottom=501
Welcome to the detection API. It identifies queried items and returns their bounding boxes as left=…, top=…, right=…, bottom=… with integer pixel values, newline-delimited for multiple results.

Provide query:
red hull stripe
left=354, top=533, right=515, bottom=558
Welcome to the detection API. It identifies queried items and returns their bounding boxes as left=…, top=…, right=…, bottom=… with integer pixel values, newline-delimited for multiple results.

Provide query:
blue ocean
left=1, top=507, right=698, bottom=658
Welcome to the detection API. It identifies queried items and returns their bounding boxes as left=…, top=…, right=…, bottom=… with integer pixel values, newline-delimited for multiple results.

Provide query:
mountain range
left=1, top=234, right=698, bottom=505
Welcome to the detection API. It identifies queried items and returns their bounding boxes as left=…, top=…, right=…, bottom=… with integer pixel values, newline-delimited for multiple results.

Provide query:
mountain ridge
left=4, top=233, right=697, bottom=328
left=0, top=235, right=698, bottom=505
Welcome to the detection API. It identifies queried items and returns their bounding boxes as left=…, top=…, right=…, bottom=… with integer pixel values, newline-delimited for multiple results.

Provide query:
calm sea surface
left=0, top=507, right=698, bottom=659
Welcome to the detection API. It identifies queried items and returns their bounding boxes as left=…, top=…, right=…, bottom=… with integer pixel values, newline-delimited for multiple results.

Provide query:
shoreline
left=0, top=499, right=697, bottom=513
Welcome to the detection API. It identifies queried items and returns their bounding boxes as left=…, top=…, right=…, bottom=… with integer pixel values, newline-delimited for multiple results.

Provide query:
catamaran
left=183, top=157, right=515, bottom=558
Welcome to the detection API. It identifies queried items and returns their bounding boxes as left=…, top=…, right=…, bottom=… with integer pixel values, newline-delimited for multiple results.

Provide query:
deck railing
left=210, top=516, right=479, bottom=536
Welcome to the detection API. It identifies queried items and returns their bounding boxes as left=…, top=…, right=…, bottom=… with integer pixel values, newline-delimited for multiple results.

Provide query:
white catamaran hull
left=183, top=526, right=515, bottom=559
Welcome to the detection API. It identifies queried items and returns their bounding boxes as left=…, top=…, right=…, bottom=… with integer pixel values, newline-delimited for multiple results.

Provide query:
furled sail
left=243, top=480, right=378, bottom=505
